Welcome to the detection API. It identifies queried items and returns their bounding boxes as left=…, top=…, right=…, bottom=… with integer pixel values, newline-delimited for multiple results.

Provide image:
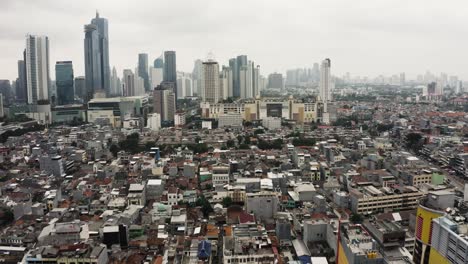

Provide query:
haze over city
left=2, top=0, right=468, bottom=80
left=0, top=1, right=467, bottom=264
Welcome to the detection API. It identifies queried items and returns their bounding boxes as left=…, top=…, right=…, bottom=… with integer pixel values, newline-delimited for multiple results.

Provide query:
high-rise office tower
left=150, top=67, right=163, bottom=90
left=177, top=72, right=193, bottom=99
left=239, top=64, right=252, bottom=99
left=122, top=69, right=135, bottom=96
left=110, top=67, right=121, bottom=96
left=220, top=66, right=233, bottom=99
left=312, top=63, right=320, bottom=82
left=138, top=53, right=150, bottom=91
left=16, top=53, right=28, bottom=103
left=0, top=80, right=12, bottom=104
left=235, top=55, right=248, bottom=97
left=0, top=94, right=4, bottom=118
left=201, top=60, right=220, bottom=103
left=163, top=51, right=177, bottom=102
left=154, top=57, right=164, bottom=69
left=25, top=35, right=50, bottom=104
left=319, top=58, right=332, bottom=102
left=252, top=64, right=260, bottom=97
left=55, top=61, right=74, bottom=105
left=74, top=76, right=86, bottom=100
left=153, top=83, right=176, bottom=122
left=84, top=12, right=110, bottom=101
left=150, top=56, right=164, bottom=90
left=268, top=73, right=284, bottom=89
left=399, top=72, right=406, bottom=86
left=229, top=58, right=238, bottom=97
left=192, top=59, right=203, bottom=96
left=133, top=70, right=145, bottom=96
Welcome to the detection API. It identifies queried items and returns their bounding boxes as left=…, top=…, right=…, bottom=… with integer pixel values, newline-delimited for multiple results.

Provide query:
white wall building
left=147, top=113, right=161, bottom=131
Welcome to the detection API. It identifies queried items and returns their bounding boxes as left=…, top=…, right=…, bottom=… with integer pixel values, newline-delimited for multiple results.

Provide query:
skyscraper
left=74, top=76, right=86, bottom=100
left=268, top=73, right=284, bottom=89
left=177, top=72, right=193, bottom=99
left=163, top=51, right=177, bottom=102
left=201, top=60, right=220, bottom=103
left=84, top=12, right=110, bottom=102
left=319, top=58, right=332, bottom=102
left=16, top=54, right=27, bottom=103
left=220, top=66, right=233, bottom=99
left=110, top=67, right=121, bottom=96
left=25, top=35, right=50, bottom=104
left=150, top=67, right=163, bottom=90
left=122, top=69, right=135, bottom=96
left=138, top=53, right=150, bottom=92
left=229, top=58, right=238, bottom=97
left=235, top=55, right=248, bottom=98
left=154, top=57, right=164, bottom=69
left=153, top=83, right=175, bottom=122
left=55, top=61, right=74, bottom=105
left=253, top=65, right=261, bottom=97
left=192, top=59, right=203, bottom=96
left=239, top=64, right=252, bottom=99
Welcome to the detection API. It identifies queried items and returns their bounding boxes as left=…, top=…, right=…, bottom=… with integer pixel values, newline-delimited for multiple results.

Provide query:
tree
left=145, top=141, right=156, bottom=150
left=118, top=133, right=141, bottom=154
left=239, top=143, right=250, bottom=149
left=189, top=143, right=209, bottom=154
left=0, top=208, right=14, bottom=226
left=226, top=140, right=235, bottom=148
left=222, top=197, right=233, bottom=208
left=406, top=132, right=423, bottom=153
left=110, top=144, right=120, bottom=157
left=254, top=129, right=265, bottom=135
left=350, top=213, right=363, bottom=224
left=292, top=137, right=316, bottom=146
left=196, top=196, right=213, bottom=217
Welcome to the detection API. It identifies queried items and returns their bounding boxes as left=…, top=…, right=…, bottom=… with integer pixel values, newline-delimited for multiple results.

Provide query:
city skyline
left=3, top=0, right=468, bottom=81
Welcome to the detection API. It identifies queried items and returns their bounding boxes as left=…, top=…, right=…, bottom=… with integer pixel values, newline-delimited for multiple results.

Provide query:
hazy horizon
left=2, top=0, right=468, bottom=81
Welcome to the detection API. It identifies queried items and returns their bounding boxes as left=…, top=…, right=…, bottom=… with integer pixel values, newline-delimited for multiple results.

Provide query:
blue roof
left=198, top=240, right=212, bottom=259
left=298, top=255, right=311, bottom=264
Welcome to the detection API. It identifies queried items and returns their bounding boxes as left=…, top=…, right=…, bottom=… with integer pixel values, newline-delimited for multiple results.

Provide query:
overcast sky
left=2, top=0, right=468, bottom=81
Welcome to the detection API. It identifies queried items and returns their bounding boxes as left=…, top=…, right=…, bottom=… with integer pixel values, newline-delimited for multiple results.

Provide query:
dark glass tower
left=16, top=53, right=27, bottom=103
left=234, top=55, right=247, bottom=98
left=55, top=61, right=74, bottom=105
left=163, top=51, right=177, bottom=106
left=84, top=11, right=110, bottom=102
left=138, top=53, right=150, bottom=92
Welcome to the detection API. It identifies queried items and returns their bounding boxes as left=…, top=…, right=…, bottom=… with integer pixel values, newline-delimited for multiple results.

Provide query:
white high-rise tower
left=319, top=58, right=332, bottom=102
left=25, top=35, right=50, bottom=104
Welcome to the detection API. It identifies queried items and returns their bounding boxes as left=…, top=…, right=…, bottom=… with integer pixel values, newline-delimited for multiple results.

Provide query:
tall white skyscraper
left=25, top=35, right=50, bottom=104
left=253, top=65, right=261, bottom=97
left=134, top=74, right=145, bottom=96
left=220, top=66, right=233, bottom=98
left=192, top=59, right=203, bottom=95
left=150, top=66, right=163, bottom=89
left=319, top=58, right=332, bottom=102
left=110, top=67, right=121, bottom=96
left=177, top=72, right=193, bottom=99
left=201, top=60, right=220, bottom=103
left=239, top=62, right=253, bottom=99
